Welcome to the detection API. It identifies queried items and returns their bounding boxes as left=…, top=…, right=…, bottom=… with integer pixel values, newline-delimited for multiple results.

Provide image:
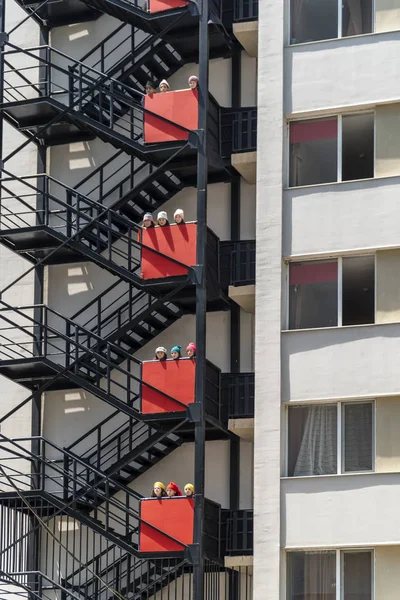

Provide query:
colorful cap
left=171, top=345, right=182, bottom=354
left=186, top=342, right=196, bottom=353
left=154, top=481, right=166, bottom=491
left=184, top=483, right=194, bottom=493
left=143, top=213, right=153, bottom=221
left=166, top=481, right=182, bottom=495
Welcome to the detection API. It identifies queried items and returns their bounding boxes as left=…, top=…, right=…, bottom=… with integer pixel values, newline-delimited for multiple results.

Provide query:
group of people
left=151, top=481, right=194, bottom=498
left=154, top=342, right=196, bottom=361
left=144, top=76, right=199, bottom=98
left=141, top=208, right=185, bottom=229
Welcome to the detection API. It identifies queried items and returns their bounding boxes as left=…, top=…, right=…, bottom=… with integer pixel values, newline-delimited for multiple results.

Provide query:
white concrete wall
left=282, top=323, right=400, bottom=402
left=283, top=176, right=400, bottom=258
left=282, top=473, right=400, bottom=547
left=254, top=0, right=284, bottom=596
left=285, top=32, right=400, bottom=116
left=0, top=0, right=40, bottom=456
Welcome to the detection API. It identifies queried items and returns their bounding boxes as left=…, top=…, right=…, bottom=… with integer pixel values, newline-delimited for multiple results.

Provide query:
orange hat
left=166, top=481, right=182, bottom=496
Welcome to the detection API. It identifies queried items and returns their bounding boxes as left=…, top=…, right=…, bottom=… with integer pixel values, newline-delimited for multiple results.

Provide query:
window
left=288, top=256, right=375, bottom=330
left=287, top=402, right=373, bottom=477
left=290, top=0, right=373, bottom=44
left=289, top=114, right=374, bottom=188
left=287, top=550, right=373, bottom=600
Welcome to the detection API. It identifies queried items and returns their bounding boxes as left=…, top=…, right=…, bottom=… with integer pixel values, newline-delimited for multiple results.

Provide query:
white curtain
left=294, top=405, right=337, bottom=476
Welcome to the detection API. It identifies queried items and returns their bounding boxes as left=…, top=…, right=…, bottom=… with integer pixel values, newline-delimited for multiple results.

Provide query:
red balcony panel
left=149, top=0, right=189, bottom=12
left=141, top=223, right=197, bottom=280
left=140, top=497, right=194, bottom=553
left=144, top=90, right=198, bottom=143
left=142, top=358, right=195, bottom=414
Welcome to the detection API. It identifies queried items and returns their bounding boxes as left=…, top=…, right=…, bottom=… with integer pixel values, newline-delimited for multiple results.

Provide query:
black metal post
left=193, top=0, right=209, bottom=597
left=0, top=0, right=5, bottom=170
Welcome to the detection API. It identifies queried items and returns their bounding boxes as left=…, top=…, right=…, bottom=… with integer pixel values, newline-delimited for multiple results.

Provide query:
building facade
left=256, top=0, right=400, bottom=598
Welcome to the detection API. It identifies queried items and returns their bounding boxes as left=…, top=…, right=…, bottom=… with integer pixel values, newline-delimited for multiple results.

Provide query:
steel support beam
left=193, top=0, right=209, bottom=595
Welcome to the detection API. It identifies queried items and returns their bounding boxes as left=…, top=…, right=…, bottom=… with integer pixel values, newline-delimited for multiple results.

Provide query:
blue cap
left=171, top=345, right=182, bottom=354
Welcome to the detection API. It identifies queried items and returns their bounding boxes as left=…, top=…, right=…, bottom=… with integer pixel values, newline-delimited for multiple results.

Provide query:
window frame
left=285, top=549, right=375, bottom=600
left=285, top=254, right=376, bottom=331
left=287, top=111, right=376, bottom=189
left=288, top=0, right=376, bottom=46
left=285, top=400, right=375, bottom=478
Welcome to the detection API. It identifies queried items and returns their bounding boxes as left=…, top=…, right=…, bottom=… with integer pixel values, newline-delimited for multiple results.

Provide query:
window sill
left=281, top=470, right=375, bottom=481
left=286, top=29, right=397, bottom=49
left=281, top=321, right=381, bottom=334
left=284, top=174, right=379, bottom=192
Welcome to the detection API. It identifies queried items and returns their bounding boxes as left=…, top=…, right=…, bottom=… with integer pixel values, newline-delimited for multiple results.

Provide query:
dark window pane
left=344, top=403, right=373, bottom=472
left=288, top=405, right=337, bottom=477
left=342, top=114, right=374, bottom=182
left=288, top=551, right=336, bottom=599
left=342, top=0, right=373, bottom=37
left=342, top=256, right=375, bottom=326
left=289, top=261, right=338, bottom=329
left=290, top=119, right=338, bottom=187
left=343, top=551, right=372, bottom=599
left=291, top=0, right=338, bottom=44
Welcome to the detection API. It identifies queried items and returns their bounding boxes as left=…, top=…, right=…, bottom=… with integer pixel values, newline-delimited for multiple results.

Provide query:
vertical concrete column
left=254, top=0, right=284, bottom=597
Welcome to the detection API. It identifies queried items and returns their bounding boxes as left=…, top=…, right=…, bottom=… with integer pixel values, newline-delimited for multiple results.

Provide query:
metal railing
left=220, top=107, right=257, bottom=157
left=222, top=372, right=254, bottom=419
left=219, top=240, right=256, bottom=287
left=223, top=509, right=254, bottom=555
left=234, top=0, right=258, bottom=21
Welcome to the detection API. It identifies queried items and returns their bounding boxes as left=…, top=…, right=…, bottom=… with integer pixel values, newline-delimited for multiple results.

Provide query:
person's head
left=152, top=482, right=166, bottom=498
left=188, top=75, right=199, bottom=90
left=155, top=346, right=167, bottom=360
left=157, top=211, right=169, bottom=227
left=174, top=209, right=184, bottom=224
left=184, top=483, right=194, bottom=497
left=170, top=345, right=181, bottom=360
left=145, top=81, right=157, bottom=95
left=186, top=342, right=196, bottom=358
left=166, top=482, right=181, bottom=497
left=142, top=212, right=154, bottom=228
left=159, top=79, right=170, bottom=93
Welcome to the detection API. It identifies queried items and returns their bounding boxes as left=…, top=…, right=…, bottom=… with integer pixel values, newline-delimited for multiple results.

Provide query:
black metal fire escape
left=0, top=0, right=255, bottom=598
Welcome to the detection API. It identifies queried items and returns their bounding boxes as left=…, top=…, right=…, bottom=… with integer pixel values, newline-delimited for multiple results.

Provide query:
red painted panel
left=149, top=0, right=188, bottom=12
left=140, top=498, right=194, bottom=553
left=289, top=261, right=338, bottom=285
left=142, top=358, right=195, bottom=414
left=141, top=223, right=197, bottom=280
left=144, top=90, right=198, bottom=143
left=290, top=119, right=338, bottom=144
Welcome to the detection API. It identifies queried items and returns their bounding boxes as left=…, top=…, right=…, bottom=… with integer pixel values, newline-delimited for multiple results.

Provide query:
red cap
left=186, top=342, right=196, bottom=353
left=166, top=481, right=182, bottom=496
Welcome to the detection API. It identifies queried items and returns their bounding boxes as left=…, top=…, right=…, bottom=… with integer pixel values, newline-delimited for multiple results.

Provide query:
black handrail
left=222, top=372, right=254, bottom=419
left=220, top=107, right=257, bottom=157
left=233, top=0, right=258, bottom=21
left=219, top=240, right=255, bottom=287
left=223, top=509, right=253, bottom=555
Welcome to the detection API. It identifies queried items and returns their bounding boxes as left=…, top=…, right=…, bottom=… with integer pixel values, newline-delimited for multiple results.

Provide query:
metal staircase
left=0, top=0, right=251, bottom=598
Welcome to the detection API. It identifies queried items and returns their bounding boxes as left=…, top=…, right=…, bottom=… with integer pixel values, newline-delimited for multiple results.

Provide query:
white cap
left=159, top=79, right=170, bottom=89
left=174, top=209, right=184, bottom=219
left=157, top=211, right=168, bottom=221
